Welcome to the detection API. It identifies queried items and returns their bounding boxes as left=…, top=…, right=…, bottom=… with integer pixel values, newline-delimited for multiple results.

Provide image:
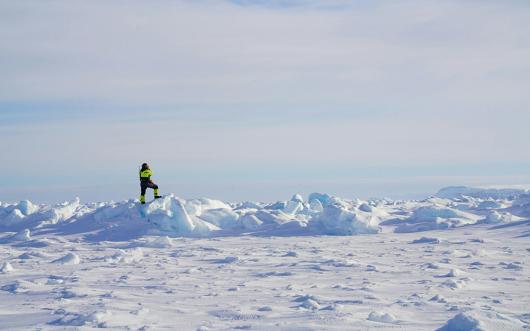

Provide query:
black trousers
left=140, top=180, right=158, bottom=196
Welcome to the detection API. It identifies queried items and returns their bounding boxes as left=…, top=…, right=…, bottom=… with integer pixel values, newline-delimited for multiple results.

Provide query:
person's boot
left=140, top=195, right=146, bottom=204
left=154, top=189, right=162, bottom=199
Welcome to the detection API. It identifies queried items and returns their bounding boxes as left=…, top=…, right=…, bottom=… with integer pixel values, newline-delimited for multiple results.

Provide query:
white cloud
left=2, top=0, right=529, bottom=108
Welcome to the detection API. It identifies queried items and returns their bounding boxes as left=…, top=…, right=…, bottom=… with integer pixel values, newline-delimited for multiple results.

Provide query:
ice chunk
left=311, top=204, right=380, bottom=235
left=50, top=310, right=110, bottom=327
left=368, top=311, right=397, bottom=323
left=441, top=268, right=465, bottom=278
left=512, top=193, right=530, bottom=206
left=15, top=200, right=39, bottom=216
left=93, top=202, right=135, bottom=222
left=477, top=200, right=502, bottom=209
left=105, top=248, right=144, bottom=263
left=429, top=294, right=447, bottom=303
left=42, top=198, right=81, bottom=224
left=437, top=312, right=482, bottom=331
left=2, top=209, right=25, bottom=226
left=199, top=208, right=239, bottom=229
left=437, top=310, right=525, bottom=331
left=0, top=261, right=14, bottom=273
left=440, top=279, right=466, bottom=289
left=264, top=201, right=287, bottom=210
left=52, top=252, right=80, bottom=265
left=291, top=194, right=304, bottom=203
left=411, top=236, right=441, bottom=244
left=308, top=193, right=332, bottom=207
left=480, top=211, right=513, bottom=224
left=359, top=203, right=373, bottom=212
left=12, top=229, right=31, bottom=241
left=147, top=198, right=197, bottom=235
left=284, top=200, right=303, bottom=215
left=309, top=199, right=324, bottom=213
left=216, top=256, right=239, bottom=264
left=1, top=281, right=24, bottom=293
left=235, top=201, right=262, bottom=209
left=143, top=236, right=173, bottom=248
left=293, top=295, right=322, bottom=310
left=297, top=298, right=320, bottom=310
left=395, top=206, right=479, bottom=233
left=240, top=214, right=263, bottom=230
left=184, top=198, right=232, bottom=216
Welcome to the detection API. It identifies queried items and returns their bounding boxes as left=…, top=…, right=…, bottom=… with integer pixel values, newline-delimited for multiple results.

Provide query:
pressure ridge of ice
left=0, top=186, right=529, bottom=240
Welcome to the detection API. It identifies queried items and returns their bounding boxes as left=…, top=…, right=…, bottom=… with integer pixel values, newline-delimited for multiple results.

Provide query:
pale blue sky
left=1, top=0, right=530, bottom=203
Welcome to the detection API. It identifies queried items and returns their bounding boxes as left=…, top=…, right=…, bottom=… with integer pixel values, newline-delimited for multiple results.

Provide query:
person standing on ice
left=139, top=163, right=162, bottom=204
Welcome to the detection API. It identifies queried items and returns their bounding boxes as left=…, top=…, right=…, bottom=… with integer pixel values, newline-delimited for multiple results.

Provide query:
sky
left=1, top=0, right=530, bottom=203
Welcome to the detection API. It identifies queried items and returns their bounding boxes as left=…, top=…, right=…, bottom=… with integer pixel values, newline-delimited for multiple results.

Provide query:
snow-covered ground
left=1, top=186, right=529, bottom=330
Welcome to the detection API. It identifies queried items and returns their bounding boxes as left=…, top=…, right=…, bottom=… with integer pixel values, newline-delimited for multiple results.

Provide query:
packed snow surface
left=0, top=186, right=529, bottom=329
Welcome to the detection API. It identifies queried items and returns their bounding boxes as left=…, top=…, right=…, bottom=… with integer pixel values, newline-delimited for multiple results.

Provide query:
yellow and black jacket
left=139, top=169, right=152, bottom=183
